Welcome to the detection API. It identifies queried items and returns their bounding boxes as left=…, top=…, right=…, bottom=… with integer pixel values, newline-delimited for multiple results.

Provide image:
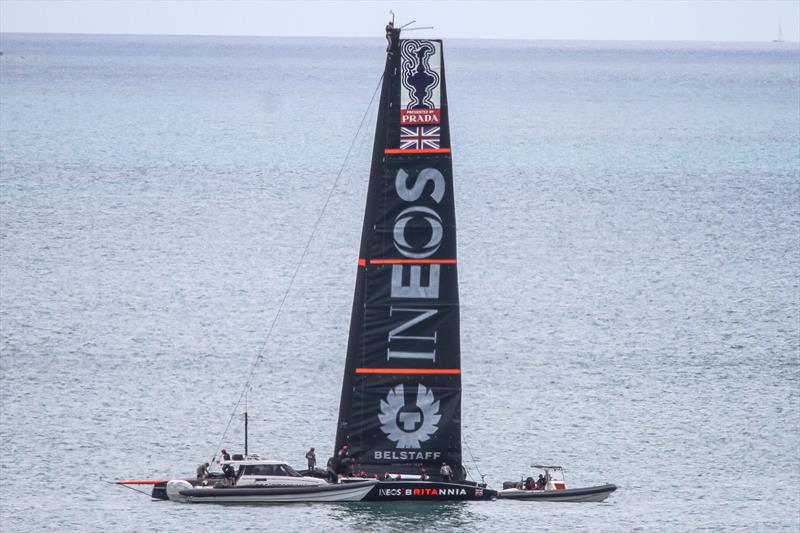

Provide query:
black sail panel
left=335, top=27, right=462, bottom=478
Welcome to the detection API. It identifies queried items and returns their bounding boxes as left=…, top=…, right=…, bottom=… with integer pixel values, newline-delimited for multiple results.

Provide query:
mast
left=335, top=22, right=463, bottom=478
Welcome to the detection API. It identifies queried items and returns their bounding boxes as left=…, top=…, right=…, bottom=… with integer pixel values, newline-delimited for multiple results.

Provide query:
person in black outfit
left=326, top=456, right=338, bottom=483
left=222, top=463, right=236, bottom=487
left=220, top=448, right=231, bottom=461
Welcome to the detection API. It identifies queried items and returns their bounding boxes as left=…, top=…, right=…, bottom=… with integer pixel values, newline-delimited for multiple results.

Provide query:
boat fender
left=165, top=480, right=193, bottom=503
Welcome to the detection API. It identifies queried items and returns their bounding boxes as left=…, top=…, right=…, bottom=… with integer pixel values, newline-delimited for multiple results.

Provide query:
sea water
left=0, top=33, right=798, bottom=532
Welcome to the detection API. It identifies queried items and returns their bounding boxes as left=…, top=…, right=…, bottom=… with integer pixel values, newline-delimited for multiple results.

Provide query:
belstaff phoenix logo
left=379, top=384, right=441, bottom=448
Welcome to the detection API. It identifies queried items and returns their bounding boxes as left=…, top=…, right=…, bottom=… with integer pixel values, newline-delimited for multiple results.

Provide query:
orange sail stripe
left=361, top=259, right=457, bottom=265
left=357, top=258, right=366, bottom=266
left=384, top=148, right=451, bottom=154
left=355, top=368, right=461, bottom=375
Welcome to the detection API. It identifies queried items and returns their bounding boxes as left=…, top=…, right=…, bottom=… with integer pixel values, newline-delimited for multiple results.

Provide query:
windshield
left=242, top=464, right=302, bottom=477
left=282, top=464, right=302, bottom=477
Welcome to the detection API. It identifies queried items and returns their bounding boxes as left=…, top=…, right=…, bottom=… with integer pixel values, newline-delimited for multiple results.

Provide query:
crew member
left=337, top=444, right=350, bottom=460
left=220, top=448, right=231, bottom=461
left=305, top=447, right=316, bottom=470
left=420, top=468, right=429, bottom=481
left=196, top=462, right=210, bottom=479
left=336, top=444, right=350, bottom=474
left=536, top=473, right=546, bottom=489
left=440, top=461, right=453, bottom=482
left=222, top=463, right=236, bottom=487
left=326, top=456, right=338, bottom=483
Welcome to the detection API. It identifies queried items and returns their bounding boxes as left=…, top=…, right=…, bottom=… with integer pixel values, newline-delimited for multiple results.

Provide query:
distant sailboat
left=773, top=25, right=785, bottom=43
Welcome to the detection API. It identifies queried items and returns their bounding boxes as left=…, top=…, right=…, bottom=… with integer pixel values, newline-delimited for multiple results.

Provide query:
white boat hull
left=166, top=479, right=377, bottom=504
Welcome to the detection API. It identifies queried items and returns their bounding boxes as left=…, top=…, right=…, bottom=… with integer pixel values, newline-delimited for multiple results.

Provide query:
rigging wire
left=209, top=72, right=385, bottom=464
left=104, top=479, right=153, bottom=498
left=463, top=432, right=485, bottom=483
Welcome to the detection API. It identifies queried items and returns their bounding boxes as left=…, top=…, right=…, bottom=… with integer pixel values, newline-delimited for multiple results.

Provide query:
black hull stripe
left=501, top=484, right=617, bottom=499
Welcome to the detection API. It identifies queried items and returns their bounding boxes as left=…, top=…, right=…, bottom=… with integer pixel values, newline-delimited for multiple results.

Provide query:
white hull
left=166, top=479, right=376, bottom=504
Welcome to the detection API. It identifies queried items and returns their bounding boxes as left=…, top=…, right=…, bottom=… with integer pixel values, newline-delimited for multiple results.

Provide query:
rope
left=463, top=432, right=485, bottom=483
left=210, top=72, right=385, bottom=464
left=105, top=479, right=153, bottom=498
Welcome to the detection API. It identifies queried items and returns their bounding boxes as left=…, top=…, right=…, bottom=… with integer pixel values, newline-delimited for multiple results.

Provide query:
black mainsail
left=335, top=25, right=463, bottom=479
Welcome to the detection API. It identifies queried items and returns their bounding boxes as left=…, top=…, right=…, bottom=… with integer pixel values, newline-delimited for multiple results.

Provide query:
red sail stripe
left=355, top=368, right=461, bottom=375
left=384, top=148, right=451, bottom=154
left=368, top=259, right=457, bottom=265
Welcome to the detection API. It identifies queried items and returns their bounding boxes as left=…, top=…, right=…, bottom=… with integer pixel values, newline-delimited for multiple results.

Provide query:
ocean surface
left=1, top=33, right=798, bottom=531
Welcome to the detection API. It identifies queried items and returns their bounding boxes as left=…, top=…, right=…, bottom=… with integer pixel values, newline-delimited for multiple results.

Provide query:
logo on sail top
left=400, top=40, right=441, bottom=125
left=378, top=384, right=441, bottom=448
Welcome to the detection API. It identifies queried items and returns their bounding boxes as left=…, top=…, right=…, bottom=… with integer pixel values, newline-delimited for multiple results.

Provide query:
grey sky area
left=1, top=0, right=798, bottom=42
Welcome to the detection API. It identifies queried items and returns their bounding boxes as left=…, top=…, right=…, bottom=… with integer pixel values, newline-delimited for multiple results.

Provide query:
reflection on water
left=328, top=501, right=476, bottom=532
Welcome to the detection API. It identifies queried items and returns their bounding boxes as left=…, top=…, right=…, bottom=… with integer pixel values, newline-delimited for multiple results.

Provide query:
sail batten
left=335, top=26, right=462, bottom=478
left=355, top=368, right=461, bottom=375
left=364, top=259, right=457, bottom=265
left=385, top=148, right=452, bottom=154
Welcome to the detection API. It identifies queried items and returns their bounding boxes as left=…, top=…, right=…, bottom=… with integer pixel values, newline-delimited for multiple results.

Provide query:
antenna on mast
left=395, top=17, right=433, bottom=35
left=244, top=387, right=249, bottom=456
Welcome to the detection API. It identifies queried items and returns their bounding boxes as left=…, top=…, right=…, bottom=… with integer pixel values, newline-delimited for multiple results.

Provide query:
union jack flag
left=399, top=126, right=441, bottom=150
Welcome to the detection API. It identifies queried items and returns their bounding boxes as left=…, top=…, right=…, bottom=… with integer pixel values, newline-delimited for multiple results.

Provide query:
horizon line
left=1, top=30, right=798, bottom=45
